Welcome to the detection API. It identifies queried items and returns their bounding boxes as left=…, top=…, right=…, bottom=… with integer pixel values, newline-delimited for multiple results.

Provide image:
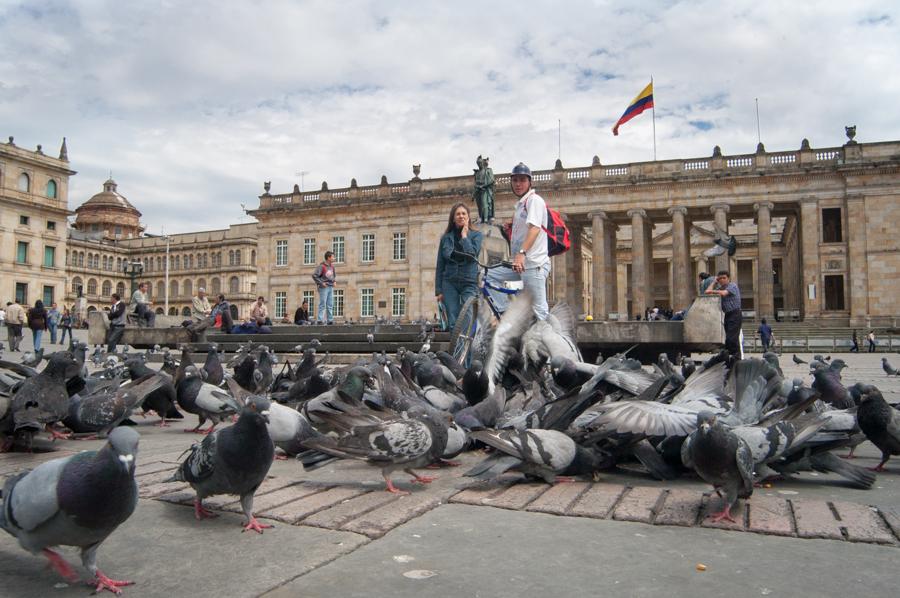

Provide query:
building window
left=391, top=287, right=406, bottom=317
left=16, top=241, right=28, bottom=264
left=824, top=275, right=846, bottom=311
left=229, top=276, right=240, bottom=294
left=116, top=282, right=125, bottom=296
left=332, top=236, right=345, bottom=263
left=822, top=208, right=842, bottom=243
left=211, top=277, right=221, bottom=294
left=91, top=223, right=99, bottom=232
left=17, top=172, right=29, bottom=192
left=302, top=290, right=315, bottom=310
left=46, top=179, right=57, bottom=199
left=78, top=252, right=84, bottom=266
left=19, top=215, right=29, bottom=226
left=170, top=280, right=179, bottom=298
left=87, top=278, right=98, bottom=295
left=114, top=225, right=122, bottom=237
left=43, top=246, right=55, bottom=267
left=234, top=250, right=241, bottom=265
left=251, top=250, right=256, bottom=265
left=72, top=277, right=83, bottom=295
left=275, top=240, right=288, bottom=267
left=333, top=289, right=344, bottom=317
left=47, top=220, right=56, bottom=231
left=156, top=281, right=165, bottom=298
left=102, top=280, right=112, bottom=296
left=361, top=233, right=375, bottom=263
left=360, top=288, right=374, bottom=317
left=274, top=292, right=287, bottom=319
left=15, top=282, right=27, bottom=304
left=183, top=279, right=193, bottom=297
left=43, top=285, right=54, bottom=306
left=304, top=238, right=316, bottom=265
left=392, top=232, right=407, bottom=261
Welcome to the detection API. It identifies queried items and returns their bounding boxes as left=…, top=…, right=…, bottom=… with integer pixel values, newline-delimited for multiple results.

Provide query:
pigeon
left=704, top=225, right=737, bottom=257
left=172, top=395, right=275, bottom=533
left=123, top=357, right=182, bottom=426
left=0, top=427, right=140, bottom=593
left=367, top=330, right=375, bottom=345
left=202, top=344, right=224, bottom=386
left=63, top=374, right=166, bottom=437
left=4, top=352, right=78, bottom=449
left=176, top=366, right=243, bottom=434
left=461, top=360, right=490, bottom=405
left=465, top=428, right=607, bottom=484
left=91, top=347, right=105, bottom=367
left=792, top=354, right=807, bottom=365
left=21, top=348, right=44, bottom=367
left=266, top=402, right=317, bottom=458
left=882, top=358, right=899, bottom=376
left=811, top=368, right=853, bottom=410
left=856, top=387, right=900, bottom=472
left=681, top=411, right=753, bottom=523
left=300, top=408, right=450, bottom=495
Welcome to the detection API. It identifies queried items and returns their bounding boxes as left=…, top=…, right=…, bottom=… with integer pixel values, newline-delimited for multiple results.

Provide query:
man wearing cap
left=485, top=162, right=551, bottom=320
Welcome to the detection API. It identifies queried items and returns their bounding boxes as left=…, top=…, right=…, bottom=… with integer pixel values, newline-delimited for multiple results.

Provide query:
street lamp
left=123, top=261, right=144, bottom=296
left=163, top=235, right=171, bottom=314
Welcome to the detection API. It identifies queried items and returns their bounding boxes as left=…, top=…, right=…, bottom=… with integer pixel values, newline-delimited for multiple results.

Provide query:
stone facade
left=0, top=137, right=74, bottom=308
left=252, top=137, right=900, bottom=326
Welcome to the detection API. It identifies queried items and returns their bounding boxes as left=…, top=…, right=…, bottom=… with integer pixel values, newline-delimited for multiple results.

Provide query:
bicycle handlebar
left=451, top=250, right=513, bottom=270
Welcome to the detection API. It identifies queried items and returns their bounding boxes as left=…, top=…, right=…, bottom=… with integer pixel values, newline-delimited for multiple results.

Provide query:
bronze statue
left=473, top=155, right=494, bottom=223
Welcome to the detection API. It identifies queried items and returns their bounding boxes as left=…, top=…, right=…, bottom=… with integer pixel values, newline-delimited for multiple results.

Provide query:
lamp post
left=163, top=234, right=171, bottom=315
left=123, top=260, right=144, bottom=296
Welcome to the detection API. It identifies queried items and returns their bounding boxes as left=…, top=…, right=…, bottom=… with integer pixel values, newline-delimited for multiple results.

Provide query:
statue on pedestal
left=473, top=155, right=494, bottom=224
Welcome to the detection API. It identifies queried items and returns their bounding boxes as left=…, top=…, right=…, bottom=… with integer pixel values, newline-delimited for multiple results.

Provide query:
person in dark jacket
left=435, top=203, right=483, bottom=329
left=59, top=306, right=74, bottom=346
left=294, top=299, right=310, bottom=325
left=26, top=300, right=48, bottom=351
left=312, top=252, right=336, bottom=325
left=107, top=293, right=127, bottom=353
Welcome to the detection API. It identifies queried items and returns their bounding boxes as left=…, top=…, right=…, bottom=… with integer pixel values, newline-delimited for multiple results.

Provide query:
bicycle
left=448, top=252, right=522, bottom=365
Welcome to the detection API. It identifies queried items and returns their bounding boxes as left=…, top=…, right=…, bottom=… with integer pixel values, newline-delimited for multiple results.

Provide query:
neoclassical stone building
left=252, top=133, right=900, bottom=327
left=0, top=137, right=73, bottom=307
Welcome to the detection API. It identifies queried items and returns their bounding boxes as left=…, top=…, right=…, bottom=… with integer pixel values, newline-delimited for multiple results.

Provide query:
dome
left=74, top=178, right=144, bottom=239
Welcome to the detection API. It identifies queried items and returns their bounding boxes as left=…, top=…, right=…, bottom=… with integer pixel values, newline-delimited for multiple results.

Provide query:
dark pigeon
left=5, top=352, right=78, bottom=449
left=0, top=427, right=140, bottom=593
left=124, top=357, right=182, bottom=425
left=882, top=358, right=899, bottom=376
left=856, top=387, right=900, bottom=472
left=63, top=374, right=166, bottom=437
left=202, top=344, right=224, bottom=387
left=461, top=359, right=489, bottom=406
left=172, top=395, right=275, bottom=533
left=682, top=411, right=754, bottom=523
left=792, top=354, right=807, bottom=365
left=811, top=368, right=853, bottom=410
left=176, top=366, right=242, bottom=434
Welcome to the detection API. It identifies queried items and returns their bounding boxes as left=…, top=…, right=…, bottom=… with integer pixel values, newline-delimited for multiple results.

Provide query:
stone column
left=754, top=202, right=775, bottom=320
left=710, top=203, right=731, bottom=274
left=668, top=206, right=692, bottom=311
left=591, top=212, right=619, bottom=319
left=628, top=209, right=649, bottom=318
left=800, top=197, right=821, bottom=318
left=846, top=194, right=868, bottom=325
left=565, top=220, right=584, bottom=313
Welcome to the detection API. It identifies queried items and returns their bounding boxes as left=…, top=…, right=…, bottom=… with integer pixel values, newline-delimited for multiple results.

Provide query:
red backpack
left=501, top=199, right=571, bottom=257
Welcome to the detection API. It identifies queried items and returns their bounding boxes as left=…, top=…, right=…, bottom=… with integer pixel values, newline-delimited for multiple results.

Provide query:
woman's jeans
left=32, top=328, right=44, bottom=351
left=442, top=280, right=478, bottom=329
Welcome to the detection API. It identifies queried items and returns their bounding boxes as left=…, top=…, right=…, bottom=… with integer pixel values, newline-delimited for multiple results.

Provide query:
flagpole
left=651, top=76, right=657, bottom=161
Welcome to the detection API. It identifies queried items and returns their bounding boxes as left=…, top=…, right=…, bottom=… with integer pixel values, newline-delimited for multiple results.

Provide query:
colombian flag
left=612, top=82, right=654, bottom=136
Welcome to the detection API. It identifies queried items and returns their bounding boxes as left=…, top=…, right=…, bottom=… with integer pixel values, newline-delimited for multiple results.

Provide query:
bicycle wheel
left=450, top=296, right=479, bottom=366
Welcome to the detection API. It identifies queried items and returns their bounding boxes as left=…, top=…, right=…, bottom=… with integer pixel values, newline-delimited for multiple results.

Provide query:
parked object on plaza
left=172, top=395, right=275, bottom=533
left=0, top=427, right=140, bottom=594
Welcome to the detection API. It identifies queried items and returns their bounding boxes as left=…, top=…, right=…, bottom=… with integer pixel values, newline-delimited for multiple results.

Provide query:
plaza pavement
left=1, top=331, right=899, bottom=597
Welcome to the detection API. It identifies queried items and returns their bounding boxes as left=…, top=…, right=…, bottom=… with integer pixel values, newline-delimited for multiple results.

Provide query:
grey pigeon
left=792, top=354, right=806, bottom=365
left=856, top=387, right=900, bottom=472
left=882, top=358, right=899, bottom=376
left=682, top=411, right=753, bottom=523
left=176, top=366, right=242, bottom=434
left=5, top=352, right=78, bottom=449
left=63, top=374, right=166, bottom=437
left=0, top=427, right=140, bottom=593
left=172, top=395, right=275, bottom=533
left=703, top=225, right=737, bottom=257
left=465, top=428, right=607, bottom=484
left=811, top=368, right=853, bottom=409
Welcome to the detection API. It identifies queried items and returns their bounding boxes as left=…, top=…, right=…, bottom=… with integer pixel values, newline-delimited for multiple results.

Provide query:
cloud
left=1, top=0, right=899, bottom=233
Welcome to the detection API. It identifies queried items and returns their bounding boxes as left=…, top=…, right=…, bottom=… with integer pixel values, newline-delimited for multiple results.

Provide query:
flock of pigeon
left=0, top=292, right=899, bottom=593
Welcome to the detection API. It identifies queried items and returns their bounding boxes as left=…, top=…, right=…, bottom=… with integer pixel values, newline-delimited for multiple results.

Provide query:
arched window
left=155, top=307, right=164, bottom=315
left=101, top=280, right=112, bottom=296
left=157, top=281, right=165, bottom=298
left=156, top=257, right=162, bottom=271
left=116, top=257, right=122, bottom=271
left=18, top=172, right=30, bottom=192
left=102, top=256, right=108, bottom=270
left=78, top=252, right=84, bottom=266
left=211, top=277, right=221, bottom=294
left=229, top=276, right=240, bottom=294
left=228, top=250, right=234, bottom=266
left=47, top=179, right=57, bottom=198
left=116, top=282, right=125, bottom=296
left=143, top=257, right=149, bottom=272
left=183, top=279, right=193, bottom=297
left=234, top=250, right=241, bottom=265
left=72, top=277, right=83, bottom=294
left=87, top=278, right=98, bottom=295
left=181, top=306, right=191, bottom=317
left=230, top=305, right=239, bottom=320
left=170, top=280, right=179, bottom=298
left=175, top=255, right=181, bottom=271
left=197, top=278, right=206, bottom=293
left=168, top=307, right=177, bottom=316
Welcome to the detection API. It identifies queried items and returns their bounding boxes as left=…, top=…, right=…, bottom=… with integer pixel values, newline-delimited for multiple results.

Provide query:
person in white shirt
left=485, top=162, right=551, bottom=320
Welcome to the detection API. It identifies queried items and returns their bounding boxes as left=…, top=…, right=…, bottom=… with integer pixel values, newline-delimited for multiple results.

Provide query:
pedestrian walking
left=867, top=330, right=877, bottom=353
left=27, top=300, right=49, bottom=352
left=757, top=318, right=774, bottom=352
left=47, top=302, right=60, bottom=344
left=850, top=330, right=859, bottom=353
left=59, top=307, right=73, bottom=346
left=5, top=300, right=25, bottom=352
left=312, top=252, right=336, bottom=325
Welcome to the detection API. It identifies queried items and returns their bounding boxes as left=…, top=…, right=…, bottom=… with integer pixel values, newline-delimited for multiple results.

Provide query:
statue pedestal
left=684, top=295, right=725, bottom=345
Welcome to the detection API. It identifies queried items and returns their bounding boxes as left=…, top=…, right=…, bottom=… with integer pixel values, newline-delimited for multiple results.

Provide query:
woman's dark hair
left=445, top=203, right=471, bottom=234
left=34, top=299, right=44, bottom=310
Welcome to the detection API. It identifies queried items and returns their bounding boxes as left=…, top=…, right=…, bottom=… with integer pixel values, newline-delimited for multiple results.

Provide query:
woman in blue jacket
left=435, top=203, right=483, bottom=329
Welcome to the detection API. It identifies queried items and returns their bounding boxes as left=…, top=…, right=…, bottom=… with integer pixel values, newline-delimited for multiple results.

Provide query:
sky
left=2, top=0, right=898, bottom=234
